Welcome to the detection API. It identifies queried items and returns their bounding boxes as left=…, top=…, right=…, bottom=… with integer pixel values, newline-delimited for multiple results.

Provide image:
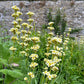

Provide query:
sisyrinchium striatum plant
left=0, top=5, right=84, bottom=84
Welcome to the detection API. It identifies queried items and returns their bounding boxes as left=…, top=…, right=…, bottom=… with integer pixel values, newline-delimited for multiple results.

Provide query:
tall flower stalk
left=9, top=5, right=69, bottom=84
left=9, top=6, right=21, bottom=58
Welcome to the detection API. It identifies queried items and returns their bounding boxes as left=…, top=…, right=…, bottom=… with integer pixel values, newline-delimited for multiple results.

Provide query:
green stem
left=26, top=55, right=28, bottom=69
left=29, top=78, right=32, bottom=84
left=45, top=77, right=48, bottom=83
left=34, top=22, right=35, bottom=35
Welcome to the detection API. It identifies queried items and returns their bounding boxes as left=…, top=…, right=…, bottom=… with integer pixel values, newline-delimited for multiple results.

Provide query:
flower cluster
left=10, top=5, right=70, bottom=84
left=42, top=22, right=65, bottom=83
left=31, top=44, right=40, bottom=51
left=29, top=62, right=38, bottom=68
left=28, top=72, right=35, bottom=78
left=9, top=5, right=23, bottom=57
left=9, top=46, right=17, bottom=51
left=29, top=54, right=38, bottom=60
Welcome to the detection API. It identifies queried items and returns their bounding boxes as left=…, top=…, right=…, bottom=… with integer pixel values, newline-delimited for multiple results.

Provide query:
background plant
left=42, top=8, right=67, bottom=36
left=0, top=5, right=84, bottom=84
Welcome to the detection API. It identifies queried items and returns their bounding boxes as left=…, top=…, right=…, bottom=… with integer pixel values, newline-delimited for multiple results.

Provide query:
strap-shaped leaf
left=0, top=69, right=23, bottom=78
left=0, top=44, right=10, bottom=59
left=0, top=69, right=8, bottom=75
left=8, top=70, right=23, bottom=78
left=39, top=75, right=44, bottom=84
left=0, top=58, right=8, bottom=66
left=0, top=78, right=4, bottom=81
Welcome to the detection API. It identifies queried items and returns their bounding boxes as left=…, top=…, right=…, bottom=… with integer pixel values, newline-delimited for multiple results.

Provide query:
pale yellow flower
left=11, top=5, right=20, bottom=11
left=9, top=46, right=17, bottom=51
left=44, top=83, right=47, bottom=84
left=65, top=38, right=69, bottom=41
left=28, top=72, right=34, bottom=78
left=21, top=30, right=27, bottom=35
left=45, top=53, right=51, bottom=57
left=52, top=66, right=59, bottom=71
left=20, top=42, right=28, bottom=47
left=31, top=44, right=40, bottom=51
left=47, top=27, right=54, bottom=31
left=53, top=56, right=61, bottom=63
left=25, top=48, right=29, bottom=52
left=48, top=41, right=52, bottom=44
left=44, top=58, right=48, bottom=62
left=11, top=36, right=18, bottom=42
left=51, top=37, right=62, bottom=43
left=48, top=22, right=54, bottom=26
left=52, top=74, right=57, bottom=78
left=16, top=18, right=22, bottom=22
left=28, top=72, right=33, bottom=75
left=16, top=31, right=21, bottom=35
left=25, top=38, right=31, bottom=42
left=67, top=33, right=70, bottom=36
left=24, top=77, right=28, bottom=80
left=44, top=67, right=48, bottom=70
left=25, top=53, right=29, bottom=57
left=21, top=36, right=26, bottom=40
left=43, top=71, right=50, bottom=76
left=47, top=37, right=51, bottom=40
left=31, top=37, right=40, bottom=43
left=12, top=13, right=19, bottom=18
left=48, top=32, right=54, bottom=36
left=51, top=50, right=62, bottom=56
left=27, top=31, right=31, bottom=35
left=16, top=25, right=21, bottom=29
left=26, top=11, right=34, bottom=17
left=46, top=60, right=55, bottom=67
left=27, top=19, right=34, bottom=23
left=68, top=28, right=72, bottom=32
left=29, top=62, right=38, bottom=68
left=12, top=21, right=18, bottom=25
left=25, top=34, right=28, bottom=38
left=21, top=23, right=28, bottom=28
left=47, top=74, right=53, bottom=80
left=17, top=11, right=22, bottom=16
left=31, top=74, right=34, bottom=78
left=9, top=28, right=18, bottom=34
left=27, top=25, right=33, bottom=29
left=57, top=38, right=62, bottom=43
left=37, top=31, right=41, bottom=34
left=20, top=51, right=26, bottom=55
left=64, top=40, right=68, bottom=43
left=46, top=44, right=50, bottom=47
left=29, top=54, right=38, bottom=60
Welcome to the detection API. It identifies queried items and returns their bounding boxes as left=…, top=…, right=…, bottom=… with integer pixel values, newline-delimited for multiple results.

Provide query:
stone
left=0, top=1, right=84, bottom=37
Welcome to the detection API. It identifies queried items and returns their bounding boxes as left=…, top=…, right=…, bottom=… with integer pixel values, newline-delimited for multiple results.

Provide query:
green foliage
left=5, top=75, right=16, bottom=84
left=0, top=78, right=4, bottom=81
left=70, top=28, right=82, bottom=34
left=55, top=40, right=84, bottom=84
left=12, top=80, right=26, bottom=84
left=41, top=24, right=48, bottom=30
left=0, top=33, right=84, bottom=84
left=0, top=32, right=84, bottom=84
left=47, top=8, right=52, bottom=22
left=0, top=69, right=23, bottom=84
left=0, top=58, right=8, bottom=66
left=0, top=69, right=23, bottom=78
left=0, top=43, right=10, bottom=60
